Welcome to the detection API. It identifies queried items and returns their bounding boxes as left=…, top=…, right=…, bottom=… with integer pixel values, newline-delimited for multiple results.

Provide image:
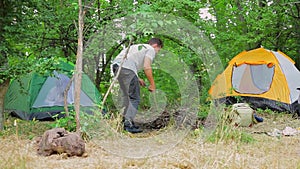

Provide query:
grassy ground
left=0, top=111, right=300, bottom=169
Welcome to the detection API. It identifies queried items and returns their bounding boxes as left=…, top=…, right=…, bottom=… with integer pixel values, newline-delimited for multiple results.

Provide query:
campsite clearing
left=1, top=112, right=299, bottom=169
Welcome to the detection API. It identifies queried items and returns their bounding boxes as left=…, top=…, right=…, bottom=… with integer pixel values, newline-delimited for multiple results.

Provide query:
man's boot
left=124, top=119, right=143, bottom=133
left=122, top=117, right=140, bottom=129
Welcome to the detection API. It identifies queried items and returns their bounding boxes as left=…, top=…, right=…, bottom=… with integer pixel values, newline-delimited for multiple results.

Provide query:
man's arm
left=144, top=57, right=155, bottom=92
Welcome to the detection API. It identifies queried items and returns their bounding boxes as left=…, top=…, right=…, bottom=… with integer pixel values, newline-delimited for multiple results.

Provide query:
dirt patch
left=135, top=109, right=199, bottom=131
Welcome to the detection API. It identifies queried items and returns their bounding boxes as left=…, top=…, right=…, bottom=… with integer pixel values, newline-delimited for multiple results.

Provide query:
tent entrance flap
left=232, top=64, right=274, bottom=94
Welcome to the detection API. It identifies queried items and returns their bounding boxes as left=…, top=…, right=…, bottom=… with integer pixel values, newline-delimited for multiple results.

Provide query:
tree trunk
left=0, top=79, right=10, bottom=130
left=74, top=0, right=84, bottom=132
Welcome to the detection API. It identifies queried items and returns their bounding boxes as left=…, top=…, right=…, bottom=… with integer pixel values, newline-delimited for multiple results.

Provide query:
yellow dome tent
left=209, top=47, right=300, bottom=113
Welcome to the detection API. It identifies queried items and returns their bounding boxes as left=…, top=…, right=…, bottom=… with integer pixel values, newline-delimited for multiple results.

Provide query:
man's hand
left=148, top=84, right=155, bottom=92
left=139, top=78, right=146, bottom=87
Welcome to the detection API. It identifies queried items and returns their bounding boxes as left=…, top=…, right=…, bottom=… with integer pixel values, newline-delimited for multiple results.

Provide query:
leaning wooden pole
left=101, top=39, right=133, bottom=108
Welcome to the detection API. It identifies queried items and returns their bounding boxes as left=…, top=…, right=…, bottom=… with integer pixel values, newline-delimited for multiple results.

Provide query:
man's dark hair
left=148, top=38, right=163, bottom=48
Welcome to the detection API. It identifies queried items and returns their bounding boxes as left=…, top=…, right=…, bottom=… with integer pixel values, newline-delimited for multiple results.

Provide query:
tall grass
left=203, top=105, right=255, bottom=144
left=1, top=116, right=53, bottom=140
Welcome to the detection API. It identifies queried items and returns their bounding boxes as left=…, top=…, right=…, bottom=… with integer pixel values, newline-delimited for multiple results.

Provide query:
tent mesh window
left=232, top=64, right=274, bottom=94
left=32, top=71, right=94, bottom=108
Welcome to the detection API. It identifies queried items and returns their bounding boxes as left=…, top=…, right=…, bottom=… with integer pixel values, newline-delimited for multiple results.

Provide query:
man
left=112, top=38, right=163, bottom=133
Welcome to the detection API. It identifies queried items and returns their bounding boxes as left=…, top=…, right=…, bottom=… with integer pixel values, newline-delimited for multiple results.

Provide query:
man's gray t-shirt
left=112, top=44, right=156, bottom=75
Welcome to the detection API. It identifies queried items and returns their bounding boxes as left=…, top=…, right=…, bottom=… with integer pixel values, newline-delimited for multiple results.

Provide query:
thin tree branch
left=64, top=75, right=75, bottom=116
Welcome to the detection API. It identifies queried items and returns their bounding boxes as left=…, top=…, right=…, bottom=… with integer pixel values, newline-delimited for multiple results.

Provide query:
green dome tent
left=4, top=60, right=101, bottom=120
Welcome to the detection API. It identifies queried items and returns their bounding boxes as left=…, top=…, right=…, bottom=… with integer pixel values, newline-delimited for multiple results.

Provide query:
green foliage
left=197, top=103, right=211, bottom=120
left=1, top=0, right=78, bottom=84
left=139, top=69, right=181, bottom=109
left=233, top=95, right=243, bottom=103
left=51, top=110, right=102, bottom=140
left=0, top=56, right=62, bottom=84
left=2, top=0, right=299, bottom=86
left=256, top=107, right=274, bottom=115
left=207, top=0, right=300, bottom=65
left=51, top=112, right=77, bottom=132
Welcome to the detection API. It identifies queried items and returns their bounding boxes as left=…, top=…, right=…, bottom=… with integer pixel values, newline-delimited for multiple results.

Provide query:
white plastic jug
left=232, top=103, right=254, bottom=127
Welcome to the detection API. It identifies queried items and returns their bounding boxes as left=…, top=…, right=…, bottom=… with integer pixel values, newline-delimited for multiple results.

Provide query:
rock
left=37, top=128, right=85, bottom=157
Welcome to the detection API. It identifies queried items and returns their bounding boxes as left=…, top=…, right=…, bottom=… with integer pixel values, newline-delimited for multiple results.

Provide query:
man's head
left=148, top=38, right=163, bottom=54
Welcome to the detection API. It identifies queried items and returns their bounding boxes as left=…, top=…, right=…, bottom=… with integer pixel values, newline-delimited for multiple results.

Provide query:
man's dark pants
left=113, top=64, right=140, bottom=123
